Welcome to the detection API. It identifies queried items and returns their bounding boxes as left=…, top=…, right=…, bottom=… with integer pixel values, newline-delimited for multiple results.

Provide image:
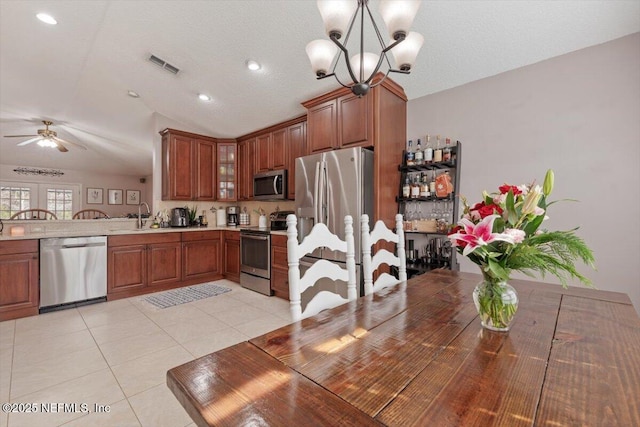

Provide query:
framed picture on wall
left=126, top=190, right=140, bottom=205
left=87, top=188, right=103, bottom=204
left=108, top=189, right=123, bottom=205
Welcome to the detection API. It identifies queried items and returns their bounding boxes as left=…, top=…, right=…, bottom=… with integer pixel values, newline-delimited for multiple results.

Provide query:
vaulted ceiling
left=1, top=1, right=638, bottom=176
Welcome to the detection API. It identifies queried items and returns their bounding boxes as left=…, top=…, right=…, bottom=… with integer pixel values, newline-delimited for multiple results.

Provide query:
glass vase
left=472, top=279, right=519, bottom=332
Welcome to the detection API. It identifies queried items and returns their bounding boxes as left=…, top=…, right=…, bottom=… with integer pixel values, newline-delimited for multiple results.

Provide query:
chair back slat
left=361, top=214, right=407, bottom=295
left=72, top=209, right=110, bottom=219
left=10, top=209, right=57, bottom=220
left=287, top=214, right=357, bottom=322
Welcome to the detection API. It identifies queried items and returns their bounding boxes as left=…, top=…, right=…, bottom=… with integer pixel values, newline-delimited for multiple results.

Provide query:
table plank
left=294, top=278, right=478, bottom=416
left=249, top=272, right=462, bottom=370
left=536, top=295, right=640, bottom=426
left=167, top=341, right=379, bottom=427
left=376, top=288, right=561, bottom=426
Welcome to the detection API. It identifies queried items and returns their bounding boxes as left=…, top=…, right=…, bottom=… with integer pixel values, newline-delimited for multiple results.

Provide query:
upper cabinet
left=305, top=93, right=373, bottom=153
left=217, top=141, right=237, bottom=201
left=238, top=115, right=306, bottom=201
left=160, top=128, right=237, bottom=201
left=256, top=129, right=287, bottom=173
left=238, top=138, right=256, bottom=201
left=302, top=76, right=407, bottom=227
left=286, top=121, right=306, bottom=200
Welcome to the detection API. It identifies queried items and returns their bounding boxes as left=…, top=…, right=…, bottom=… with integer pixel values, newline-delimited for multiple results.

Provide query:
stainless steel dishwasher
left=40, top=236, right=107, bottom=312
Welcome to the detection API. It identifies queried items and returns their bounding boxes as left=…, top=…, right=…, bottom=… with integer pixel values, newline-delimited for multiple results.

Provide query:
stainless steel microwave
left=253, top=169, right=287, bottom=200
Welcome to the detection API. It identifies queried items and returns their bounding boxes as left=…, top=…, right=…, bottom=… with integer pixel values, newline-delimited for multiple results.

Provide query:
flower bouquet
left=448, top=170, right=595, bottom=331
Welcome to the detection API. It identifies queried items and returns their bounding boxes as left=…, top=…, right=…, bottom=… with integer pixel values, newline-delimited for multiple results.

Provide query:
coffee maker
left=226, top=206, right=239, bottom=226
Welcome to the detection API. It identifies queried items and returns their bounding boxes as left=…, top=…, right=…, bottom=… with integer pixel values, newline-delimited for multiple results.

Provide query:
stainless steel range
left=240, top=228, right=271, bottom=295
left=240, top=210, right=293, bottom=296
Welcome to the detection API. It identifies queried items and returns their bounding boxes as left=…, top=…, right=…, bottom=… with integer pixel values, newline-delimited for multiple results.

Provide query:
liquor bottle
left=414, top=138, right=423, bottom=165
left=406, top=140, right=415, bottom=166
left=443, top=138, right=452, bottom=162
left=419, top=173, right=430, bottom=198
left=410, top=175, right=420, bottom=198
left=433, top=135, right=443, bottom=162
left=402, top=176, right=410, bottom=198
left=429, top=170, right=437, bottom=195
left=424, top=134, right=433, bottom=164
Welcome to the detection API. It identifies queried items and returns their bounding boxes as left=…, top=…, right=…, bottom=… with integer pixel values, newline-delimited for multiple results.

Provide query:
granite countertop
left=0, top=223, right=242, bottom=241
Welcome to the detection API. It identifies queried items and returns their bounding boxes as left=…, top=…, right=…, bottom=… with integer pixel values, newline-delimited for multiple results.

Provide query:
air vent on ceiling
left=148, top=54, right=180, bottom=75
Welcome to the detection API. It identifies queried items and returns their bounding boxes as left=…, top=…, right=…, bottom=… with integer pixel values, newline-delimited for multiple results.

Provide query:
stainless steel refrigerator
left=295, top=147, right=374, bottom=298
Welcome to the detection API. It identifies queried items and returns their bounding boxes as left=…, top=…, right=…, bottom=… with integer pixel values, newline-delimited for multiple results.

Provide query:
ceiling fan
left=4, top=120, right=87, bottom=152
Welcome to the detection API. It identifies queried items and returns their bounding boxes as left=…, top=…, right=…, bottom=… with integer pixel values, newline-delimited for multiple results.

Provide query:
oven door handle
left=241, top=234, right=270, bottom=241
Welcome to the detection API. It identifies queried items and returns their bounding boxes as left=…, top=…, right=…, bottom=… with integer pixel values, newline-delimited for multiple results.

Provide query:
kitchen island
left=167, top=269, right=639, bottom=426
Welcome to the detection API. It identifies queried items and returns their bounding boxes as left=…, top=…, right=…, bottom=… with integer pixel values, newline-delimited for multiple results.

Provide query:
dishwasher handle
left=60, top=242, right=106, bottom=249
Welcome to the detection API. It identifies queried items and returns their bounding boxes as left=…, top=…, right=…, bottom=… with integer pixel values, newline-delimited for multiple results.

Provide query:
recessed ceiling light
left=246, top=60, right=261, bottom=71
left=36, top=13, right=57, bottom=25
left=198, top=93, right=212, bottom=102
left=127, top=90, right=140, bottom=98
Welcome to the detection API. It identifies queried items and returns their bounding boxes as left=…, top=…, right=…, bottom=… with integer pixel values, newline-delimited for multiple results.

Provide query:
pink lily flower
left=448, top=215, right=515, bottom=256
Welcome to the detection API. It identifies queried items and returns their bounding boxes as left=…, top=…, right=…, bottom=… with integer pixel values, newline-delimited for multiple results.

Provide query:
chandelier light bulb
left=306, top=40, right=338, bottom=77
left=389, top=31, right=424, bottom=71
left=317, top=0, right=358, bottom=38
left=379, top=0, right=421, bottom=40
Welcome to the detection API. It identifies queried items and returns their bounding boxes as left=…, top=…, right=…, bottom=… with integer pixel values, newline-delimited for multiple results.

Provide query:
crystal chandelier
left=306, top=0, right=423, bottom=96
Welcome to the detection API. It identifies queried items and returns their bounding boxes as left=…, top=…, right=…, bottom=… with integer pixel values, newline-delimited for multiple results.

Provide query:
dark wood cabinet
left=160, top=128, right=219, bottom=201
left=286, top=121, right=307, bottom=200
left=238, top=115, right=306, bottom=201
left=223, top=231, right=240, bottom=283
left=0, top=240, right=39, bottom=321
left=256, top=133, right=272, bottom=173
left=182, top=230, right=222, bottom=282
left=270, top=234, right=289, bottom=300
left=238, top=138, right=256, bottom=201
left=307, top=99, right=337, bottom=153
left=255, top=130, right=286, bottom=173
left=302, top=76, right=407, bottom=228
left=337, top=93, right=374, bottom=148
left=217, top=141, right=237, bottom=201
left=194, top=139, right=217, bottom=200
left=271, top=128, right=287, bottom=170
left=108, top=233, right=182, bottom=298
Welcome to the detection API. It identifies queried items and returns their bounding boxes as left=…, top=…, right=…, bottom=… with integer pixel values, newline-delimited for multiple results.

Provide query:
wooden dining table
left=167, top=270, right=640, bottom=426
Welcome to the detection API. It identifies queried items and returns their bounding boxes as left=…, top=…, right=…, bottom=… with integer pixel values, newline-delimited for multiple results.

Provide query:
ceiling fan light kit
left=4, top=120, right=86, bottom=152
left=306, top=0, right=423, bottom=96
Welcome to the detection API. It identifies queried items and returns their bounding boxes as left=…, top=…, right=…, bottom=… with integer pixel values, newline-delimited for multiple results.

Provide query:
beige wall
left=0, top=163, right=152, bottom=218
left=407, top=33, right=640, bottom=313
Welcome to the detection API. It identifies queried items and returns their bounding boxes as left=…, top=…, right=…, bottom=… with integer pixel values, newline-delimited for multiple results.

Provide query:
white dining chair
left=286, top=214, right=357, bottom=322
left=361, top=214, right=407, bottom=295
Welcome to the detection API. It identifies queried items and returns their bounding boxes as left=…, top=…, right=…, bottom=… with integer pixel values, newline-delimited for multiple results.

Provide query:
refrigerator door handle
left=314, top=161, right=322, bottom=224
left=322, top=160, right=329, bottom=228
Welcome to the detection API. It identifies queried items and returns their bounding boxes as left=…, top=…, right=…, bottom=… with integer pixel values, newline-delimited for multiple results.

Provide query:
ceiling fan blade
left=16, top=136, right=42, bottom=146
left=52, top=137, right=69, bottom=152
left=54, top=136, right=86, bottom=150
left=5, top=134, right=39, bottom=138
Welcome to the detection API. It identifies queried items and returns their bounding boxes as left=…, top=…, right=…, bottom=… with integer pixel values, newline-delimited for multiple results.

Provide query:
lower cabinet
left=0, top=240, right=39, bottom=321
left=270, top=234, right=289, bottom=300
left=182, top=231, right=221, bottom=282
left=223, top=231, right=240, bottom=283
left=108, top=233, right=182, bottom=298
left=108, top=231, right=223, bottom=300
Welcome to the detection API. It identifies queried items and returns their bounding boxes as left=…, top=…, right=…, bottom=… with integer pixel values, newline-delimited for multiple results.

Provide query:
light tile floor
left=0, top=280, right=292, bottom=427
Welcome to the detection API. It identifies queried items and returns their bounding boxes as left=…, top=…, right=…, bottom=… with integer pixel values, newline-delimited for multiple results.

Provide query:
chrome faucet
left=138, top=202, right=150, bottom=229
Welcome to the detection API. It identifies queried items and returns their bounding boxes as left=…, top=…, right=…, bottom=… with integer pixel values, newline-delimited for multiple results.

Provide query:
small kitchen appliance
left=170, top=207, right=188, bottom=227
left=227, top=206, right=239, bottom=226
left=270, top=210, right=294, bottom=231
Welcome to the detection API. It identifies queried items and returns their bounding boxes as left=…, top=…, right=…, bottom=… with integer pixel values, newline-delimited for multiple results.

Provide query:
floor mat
left=143, top=282, right=232, bottom=309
